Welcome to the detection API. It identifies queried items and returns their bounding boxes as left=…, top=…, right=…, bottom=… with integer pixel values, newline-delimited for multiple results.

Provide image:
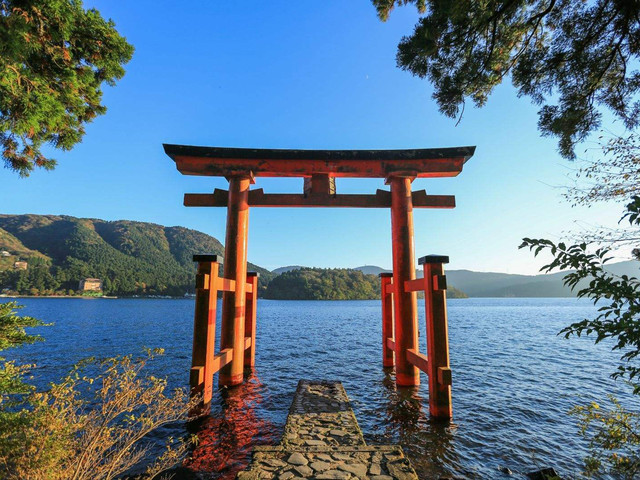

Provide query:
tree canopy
left=0, top=0, right=133, bottom=175
left=374, top=0, right=640, bottom=159
left=265, top=268, right=381, bottom=300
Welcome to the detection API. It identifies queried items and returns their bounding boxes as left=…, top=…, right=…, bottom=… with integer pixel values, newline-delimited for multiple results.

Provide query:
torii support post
left=420, top=255, right=453, bottom=419
left=190, top=254, right=221, bottom=411
left=219, top=175, right=251, bottom=387
left=388, top=176, right=420, bottom=387
left=380, top=273, right=395, bottom=368
left=244, top=272, right=259, bottom=369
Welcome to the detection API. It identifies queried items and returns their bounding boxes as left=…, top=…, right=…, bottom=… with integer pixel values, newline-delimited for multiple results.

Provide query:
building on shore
left=13, top=261, right=27, bottom=270
left=0, top=251, right=10, bottom=257
left=79, top=278, right=103, bottom=292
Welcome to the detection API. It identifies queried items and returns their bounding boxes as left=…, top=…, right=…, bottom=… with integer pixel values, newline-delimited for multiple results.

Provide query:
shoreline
left=0, top=295, right=120, bottom=299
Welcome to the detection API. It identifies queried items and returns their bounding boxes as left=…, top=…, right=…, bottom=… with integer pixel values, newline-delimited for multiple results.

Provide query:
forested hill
left=264, top=267, right=467, bottom=300
left=0, top=214, right=271, bottom=296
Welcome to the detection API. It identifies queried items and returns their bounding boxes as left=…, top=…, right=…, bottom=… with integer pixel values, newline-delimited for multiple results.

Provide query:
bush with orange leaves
left=0, top=302, right=199, bottom=480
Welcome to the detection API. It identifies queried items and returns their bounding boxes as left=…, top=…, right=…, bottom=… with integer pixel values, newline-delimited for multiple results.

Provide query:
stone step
left=237, top=445, right=417, bottom=480
left=282, top=380, right=366, bottom=448
left=236, top=380, right=419, bottom=480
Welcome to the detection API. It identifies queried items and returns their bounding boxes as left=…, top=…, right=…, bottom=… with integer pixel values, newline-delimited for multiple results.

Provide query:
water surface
left=7, top=297, right=638, bottom=479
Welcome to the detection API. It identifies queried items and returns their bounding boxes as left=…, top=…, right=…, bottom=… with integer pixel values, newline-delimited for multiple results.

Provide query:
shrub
left=0, top=302, right=199, bottom=479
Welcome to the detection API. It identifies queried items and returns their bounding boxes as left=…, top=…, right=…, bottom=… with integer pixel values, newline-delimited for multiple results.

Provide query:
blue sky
left=0, top=1, right=628, bottom=273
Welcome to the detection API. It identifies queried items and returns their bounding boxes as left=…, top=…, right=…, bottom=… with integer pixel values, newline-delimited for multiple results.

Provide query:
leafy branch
left=520, top=197, right=640, bottom=392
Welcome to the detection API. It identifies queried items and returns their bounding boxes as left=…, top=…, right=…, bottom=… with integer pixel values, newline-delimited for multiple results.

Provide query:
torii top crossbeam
left=163, top=144, right=476, bottom=209
left=164, top=144, right=475, bottom=178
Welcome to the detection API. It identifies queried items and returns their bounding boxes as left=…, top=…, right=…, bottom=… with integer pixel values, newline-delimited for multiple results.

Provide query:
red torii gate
left=164, top=144, right=475, bottom=419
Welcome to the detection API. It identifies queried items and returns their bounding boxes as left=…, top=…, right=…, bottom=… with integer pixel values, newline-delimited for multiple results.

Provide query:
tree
left=373, top=0, right=640, bottom=159
left=0, top=301, right=44, bottom=403
left=0, top=0, right=134, bottom=176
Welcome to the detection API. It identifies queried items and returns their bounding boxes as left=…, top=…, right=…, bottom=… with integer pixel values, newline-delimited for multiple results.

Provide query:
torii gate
left=164, top=144, right=475, bottom=419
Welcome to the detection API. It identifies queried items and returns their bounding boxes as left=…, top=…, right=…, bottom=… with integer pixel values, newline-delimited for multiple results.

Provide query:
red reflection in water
left=185, top=373, right=279, bottom=479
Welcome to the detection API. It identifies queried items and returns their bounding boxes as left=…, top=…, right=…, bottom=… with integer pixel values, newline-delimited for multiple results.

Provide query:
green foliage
left=0, top=0, right=134, bottom=175
left=0, top=301, right=45, bottom=404
left=446, top=285, right=467, bottom=299
left=520, top=197, right=640, bottom=392
left=266, top=268, right=468, bottom=300
left=571, top=396, right=640, bottom=479
left=265, top=268, right=381, bottom=300
left=374, top=0, right=640, bottom=159
left=0, top=214, right=273, bottom=296
left=0, top=301, right=44, bottom=352
left=0, top=300, right=45, bottom=475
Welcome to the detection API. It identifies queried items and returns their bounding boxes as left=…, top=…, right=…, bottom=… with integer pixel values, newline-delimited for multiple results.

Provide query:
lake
left=5, top=297, right=639, bottom=479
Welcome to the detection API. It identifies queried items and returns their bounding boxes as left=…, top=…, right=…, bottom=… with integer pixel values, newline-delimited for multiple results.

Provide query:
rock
left=288, top=452, right=308, bottom=466
left=384, top=454, right=403, bottom=462
left=387, top=461, right=417, bottom=480
left=371, top=476, right=393, bottom=480
left=332, top=453, right=352, bottom=461
left=369, top=463, right=382, bottom=475
left=526, top=467, right=561, bottom=480
left=499, top=466, right=513, bottom=475
left=236, top=472, right=260, bottom=480
left=310, top=461, right=333, bottom=472
left=305, top=439, right=327, bottom=446
left=295, top=465, right=313, bottom=476
left=338, top=463, right=368, bottom=477
left=316, top=454, right=334, bottom=462
left=316, top=470, right=351, bottom=479
left=279, top=472, right=295, bottom=480
left=264, top=458, right=288, bottom=468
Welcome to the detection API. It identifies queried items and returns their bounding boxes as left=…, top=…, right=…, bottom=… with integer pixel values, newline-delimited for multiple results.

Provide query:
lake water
left=5, top=297, right=639, bottom=479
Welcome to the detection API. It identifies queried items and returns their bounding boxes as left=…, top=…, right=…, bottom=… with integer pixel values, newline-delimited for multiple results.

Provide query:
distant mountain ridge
left=270, top=262, right=640, bottom=297
left=351, top=262, right=640, bottom=297
left=271, top=265, right=307, bottom=275
left=3, top=213, right=637, bottom=298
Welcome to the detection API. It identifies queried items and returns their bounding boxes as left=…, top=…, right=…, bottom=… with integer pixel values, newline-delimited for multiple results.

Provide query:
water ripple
left=7, top=297, right=640, bottom=479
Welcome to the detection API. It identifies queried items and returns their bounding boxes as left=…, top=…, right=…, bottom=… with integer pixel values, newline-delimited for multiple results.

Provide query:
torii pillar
left=388, top=175, right=420, bottom=386
left=219, top=175, right=252, bottom=386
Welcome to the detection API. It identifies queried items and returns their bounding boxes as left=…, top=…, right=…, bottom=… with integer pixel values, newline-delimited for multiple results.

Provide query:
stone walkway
left=236, top=380, right=418, bottom=480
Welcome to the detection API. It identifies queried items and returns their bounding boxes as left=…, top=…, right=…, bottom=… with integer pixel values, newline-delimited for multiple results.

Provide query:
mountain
left=352, top=262, right=640, bottom=297
left=0, top=214, right=272, bottom=296
left=271, top=265, right=306, bottom=275
left=353, top=265, right=388, bottom=276
left=4, top=213, right=635, bottom=299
